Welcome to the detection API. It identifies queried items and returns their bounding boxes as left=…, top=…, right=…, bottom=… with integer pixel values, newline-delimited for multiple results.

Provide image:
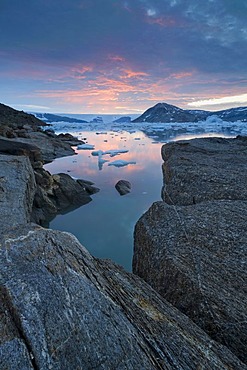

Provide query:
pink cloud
left=120, top=69, right=149, bottom=79
left=108, top=55, right=126, bottom=62
left=170, top=72, right=193, bottom=79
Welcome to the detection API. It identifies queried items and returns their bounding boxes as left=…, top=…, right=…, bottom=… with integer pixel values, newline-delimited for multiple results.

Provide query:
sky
left=0, top=0, right=247, bottom=114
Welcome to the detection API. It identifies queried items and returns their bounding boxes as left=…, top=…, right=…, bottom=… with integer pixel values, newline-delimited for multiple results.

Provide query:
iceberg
left=108, top=160, right=136, bottom=167
left=91, top=149, right=129, bottom=157
left=77, top=144, right=95, bottom=150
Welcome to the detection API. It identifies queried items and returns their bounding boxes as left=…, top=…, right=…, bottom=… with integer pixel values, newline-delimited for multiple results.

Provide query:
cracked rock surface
left=0, top=135, right=245, bottom=369
left=133, top=136, right=247, bottom=363
left=0, top=226, right=245, bottom=370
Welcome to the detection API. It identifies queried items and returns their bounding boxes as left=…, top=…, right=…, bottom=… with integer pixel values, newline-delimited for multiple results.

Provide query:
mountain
left=133, top=102, right=247, bottom=123
left=113, top=116, right=132, bottom=123
left=35, top=113, right=88, bottom=124
left=132, top=103, right=199, bottom=123
left=0, top=103, right=46, bottom=129
left=213, top=106, right=247, bottom=122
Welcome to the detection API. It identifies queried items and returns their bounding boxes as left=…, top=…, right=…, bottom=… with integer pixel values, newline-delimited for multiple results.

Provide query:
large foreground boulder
left=161, top=136, right=247, bottom=205
left=0, top=153, right=97, bottom=228
left=0, top=155, right=35, bottom=232
left=133, top=137, right=247, bottom=363
left=0, top=225, right=244, bottom=369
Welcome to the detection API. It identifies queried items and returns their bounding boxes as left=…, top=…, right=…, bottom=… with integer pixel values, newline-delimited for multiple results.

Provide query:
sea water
left=44, top=119, right=244, bottom=271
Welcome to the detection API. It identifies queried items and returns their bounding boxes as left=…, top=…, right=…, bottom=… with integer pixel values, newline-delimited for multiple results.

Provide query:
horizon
left=1, top=1, right=247, bottom=114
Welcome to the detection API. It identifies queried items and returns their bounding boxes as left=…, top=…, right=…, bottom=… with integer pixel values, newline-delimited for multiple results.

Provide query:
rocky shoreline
left=0, top=103, right=99, bottom=226
left=0, top=104, right=246, bottom=369
left=133, top=136, right=247, bottom=364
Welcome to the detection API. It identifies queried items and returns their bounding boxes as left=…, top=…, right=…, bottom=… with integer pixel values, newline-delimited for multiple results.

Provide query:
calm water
left=45, top=129, right=234, bottom=271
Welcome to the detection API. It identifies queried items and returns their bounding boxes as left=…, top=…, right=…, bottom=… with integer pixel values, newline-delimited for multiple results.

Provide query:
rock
left=0, top=103, right=46, bottom=129
left=0, top=225, right=245, bottom=370
left=161, top=136, right=247, bottom=205
left=32, top=172, right=95, bottom=226
left=57, top=133, right=84, bottom=146
left=0, top=155, right=36, bottom=232
left=115, top=179, right=131, bottom=195
left=0, top=154, right=95, bottom=229
left=13, top=131, right=75, bottom=163
left=0, top=137, right=43, bottom=166
left=52, top=173, right=93, bottom=210
left=133, top=137, right=247, bottom=363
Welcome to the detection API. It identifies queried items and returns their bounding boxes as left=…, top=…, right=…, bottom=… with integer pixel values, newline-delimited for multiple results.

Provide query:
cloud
left=147, top=8, right=156, bottom=16
left=188, top=93, right=247, bottom=107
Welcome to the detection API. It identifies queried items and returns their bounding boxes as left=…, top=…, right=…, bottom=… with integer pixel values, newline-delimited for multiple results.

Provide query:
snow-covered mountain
left=35, top=113, right=88, bottom=124
left=132, top=103, right=199, bottom=123
left=133, top=103, right=247, bottom=123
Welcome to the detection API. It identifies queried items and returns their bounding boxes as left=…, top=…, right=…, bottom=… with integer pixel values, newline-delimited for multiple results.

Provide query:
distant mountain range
left=133, top=103, right=247, bottom=123
left=35, top=113, right=88, bottom=124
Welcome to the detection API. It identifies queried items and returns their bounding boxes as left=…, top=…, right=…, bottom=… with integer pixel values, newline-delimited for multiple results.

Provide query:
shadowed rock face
left=0, top=226, right=245, bottom=370
left=0, top=103, right=46, bottom=129
left=133, top=136, right=247, bottom=363
left=0, top=134, right=245, bottom=369
left=0, top=155, right=36, bottom=232
left=115, top=179, right=131, bottom=195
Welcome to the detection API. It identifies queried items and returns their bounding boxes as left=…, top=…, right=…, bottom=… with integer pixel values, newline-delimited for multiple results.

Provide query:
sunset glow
left=0, top=1, right=246, bottom=113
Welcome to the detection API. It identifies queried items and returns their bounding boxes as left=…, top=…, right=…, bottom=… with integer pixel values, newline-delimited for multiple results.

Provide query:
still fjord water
left=45, top=130, right=233, bottom=271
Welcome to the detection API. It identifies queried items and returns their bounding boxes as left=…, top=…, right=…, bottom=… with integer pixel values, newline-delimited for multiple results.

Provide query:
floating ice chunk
left=98, top=157, right=109, bottom=170
left=91, top=150, right=104, bottom=156
left=91, top=149, right=129, bottom=157
left=108, top=160, right=136, bottom=167
left=104, top=149, right=129, bottom=157
left=77, top=144, right=95, bottom=150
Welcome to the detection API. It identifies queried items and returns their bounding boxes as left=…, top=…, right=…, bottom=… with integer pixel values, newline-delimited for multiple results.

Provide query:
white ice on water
left=43, top=114, right=247, bottom=137
left=108, top=160, right=136, bottom=167
left=77, top=144, right=95, bottom=150
left=91, top=149, right=129, bottom=157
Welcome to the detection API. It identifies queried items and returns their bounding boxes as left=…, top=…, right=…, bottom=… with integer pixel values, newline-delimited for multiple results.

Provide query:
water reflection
left=45, top=129, right=236, bottom=271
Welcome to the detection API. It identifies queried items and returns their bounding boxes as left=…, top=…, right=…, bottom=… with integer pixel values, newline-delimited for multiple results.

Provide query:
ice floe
left=108, top=160, right=136, bottom=167
left=77, top=144, right=95, bottom=150
left=91, top=149, right=129, bottom=157
left=42, top=113, right=247, bottom=139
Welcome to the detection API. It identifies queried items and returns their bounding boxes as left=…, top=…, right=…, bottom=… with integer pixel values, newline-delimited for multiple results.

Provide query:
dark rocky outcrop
left=32, top=171, right=99, bottom=226
left=0, top=104, right=98, bottom=226
left=133, top=136, right=247, bottom=363
left=0, top=137, right=43, bottom=166
left=0, top=102, right=83, bottom=162
left=115, top=179, right=131, bottom=195
left=1, top=122, right=245, bottom=369
left=12, top=131, right=76, bottom=163
left=132, top=102, right=247, bottom=123
left=0, top=224, right=245, bottom=370
left=0, top=103, right=46, bottom=130
left=57, top=132, right=84, bottom=146
left=0, top=155, right=36, bottom=232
